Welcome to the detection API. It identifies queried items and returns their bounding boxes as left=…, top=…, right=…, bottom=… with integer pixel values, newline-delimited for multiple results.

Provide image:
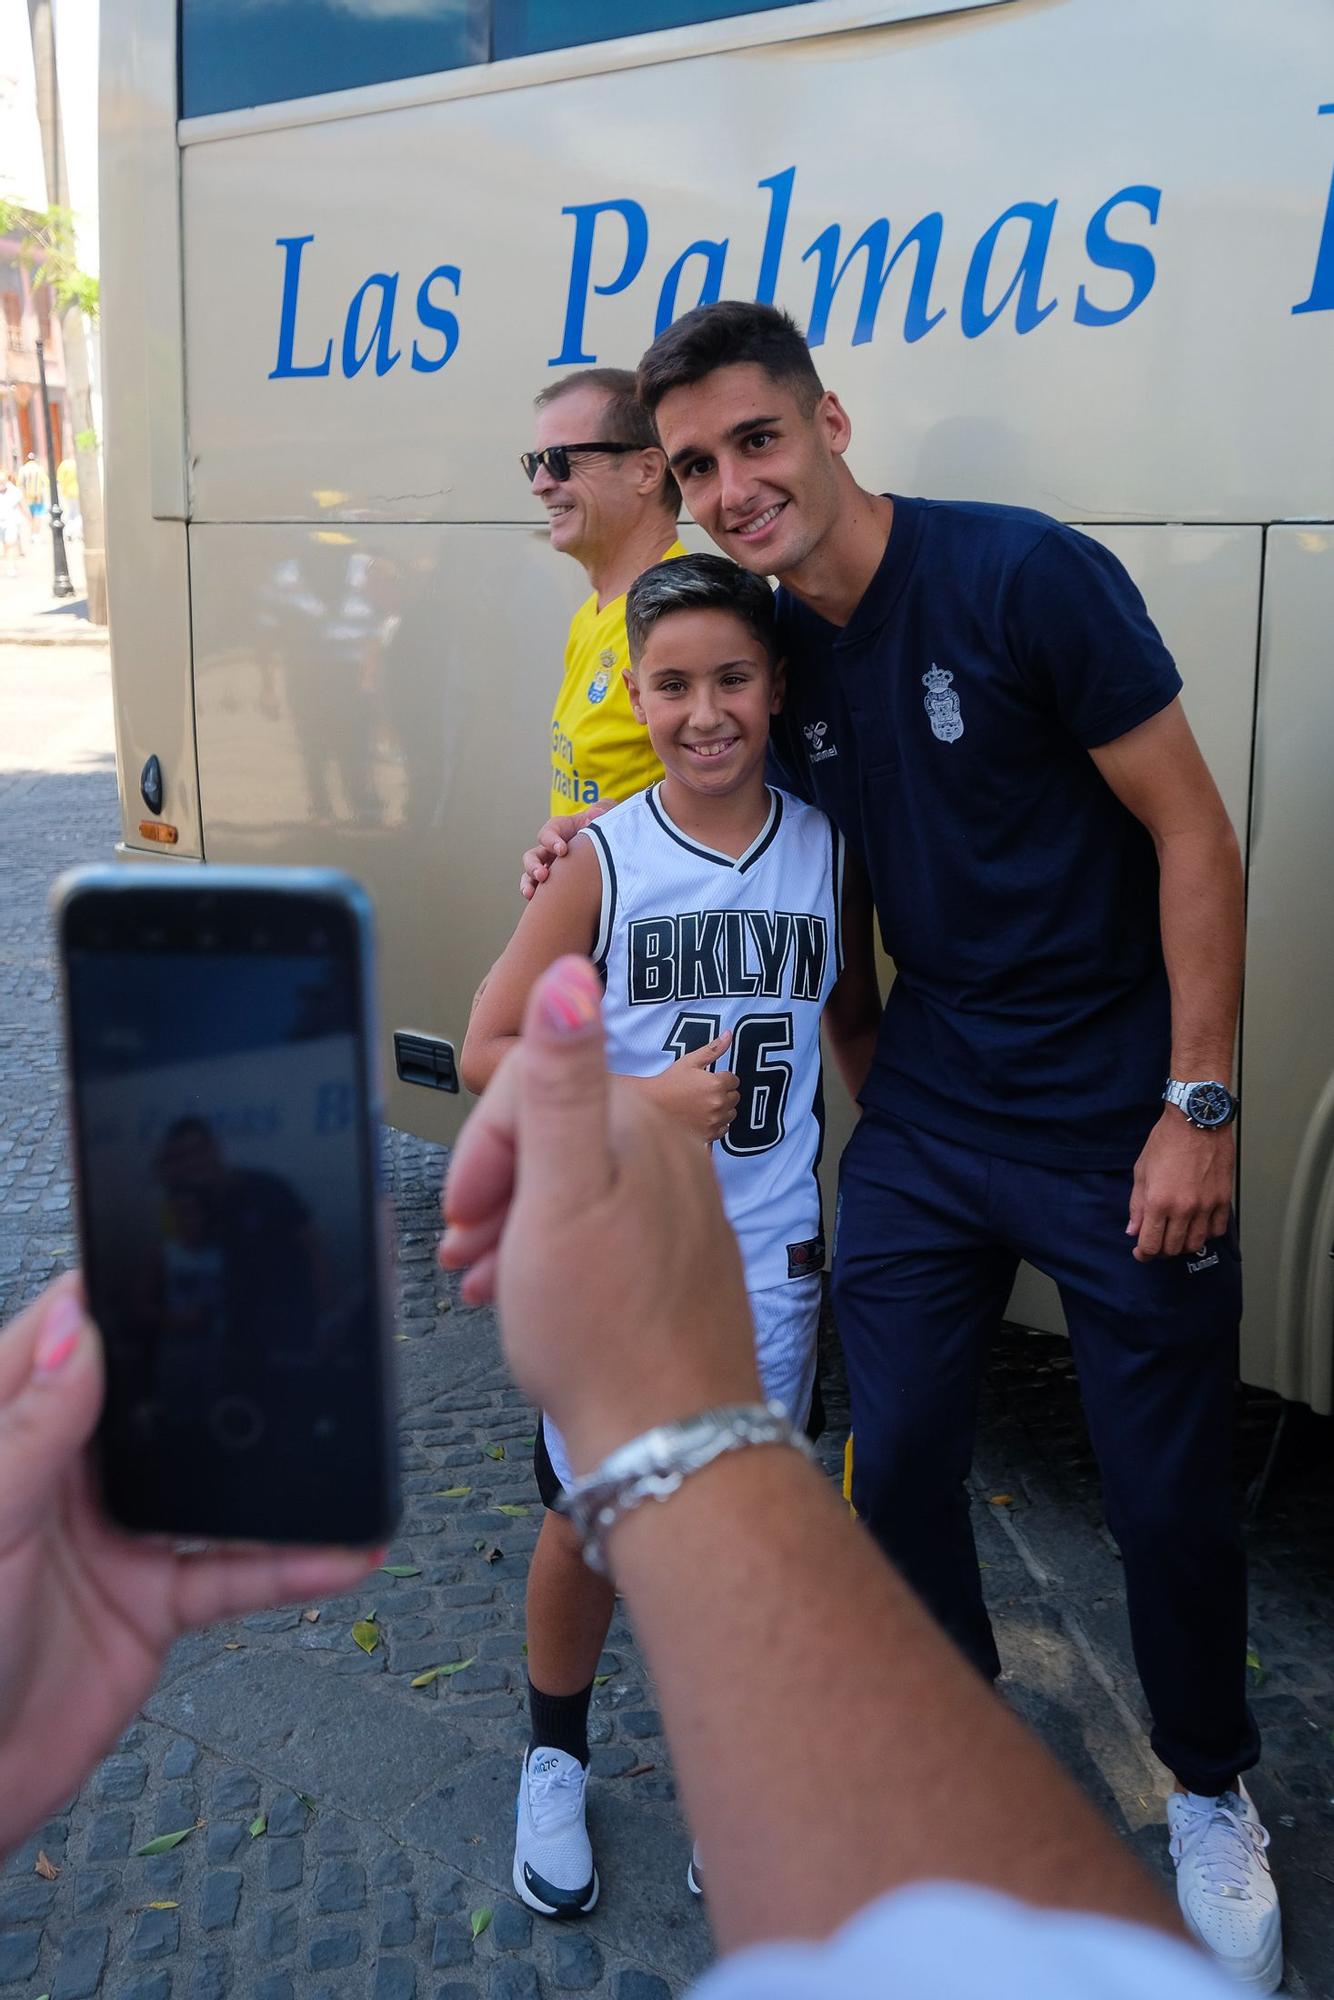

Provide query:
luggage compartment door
left=1239, top=526, right=1334, bottom=1411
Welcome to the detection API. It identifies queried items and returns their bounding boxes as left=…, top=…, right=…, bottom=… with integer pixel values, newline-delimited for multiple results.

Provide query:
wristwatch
left=1162, top=1078, right=1238, bottom=1129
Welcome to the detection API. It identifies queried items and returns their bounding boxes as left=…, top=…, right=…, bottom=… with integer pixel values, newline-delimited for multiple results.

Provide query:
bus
left=100, top=0, right=1334, bottom=1406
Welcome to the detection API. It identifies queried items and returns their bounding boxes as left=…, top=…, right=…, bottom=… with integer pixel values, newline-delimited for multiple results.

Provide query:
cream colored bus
left=101, top=0, right=1334, bottom=1405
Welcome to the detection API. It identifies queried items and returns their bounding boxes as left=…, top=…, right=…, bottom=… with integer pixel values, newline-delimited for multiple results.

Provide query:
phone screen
left=63, top=881, right=396, bottom=1544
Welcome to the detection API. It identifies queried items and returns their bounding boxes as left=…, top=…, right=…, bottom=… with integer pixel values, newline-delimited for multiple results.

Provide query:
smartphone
left=55, top=866, right=400, bottom=1545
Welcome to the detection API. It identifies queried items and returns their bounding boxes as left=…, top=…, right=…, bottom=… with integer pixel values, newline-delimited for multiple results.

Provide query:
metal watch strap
left=1163, top=1077, right=1237, bottom=1127
left=555, top=1401, right=813, bottom=1575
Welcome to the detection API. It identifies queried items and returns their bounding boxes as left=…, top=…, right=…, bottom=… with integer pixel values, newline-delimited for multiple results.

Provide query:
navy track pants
left=832, top=1109, right=1258, bottom=1796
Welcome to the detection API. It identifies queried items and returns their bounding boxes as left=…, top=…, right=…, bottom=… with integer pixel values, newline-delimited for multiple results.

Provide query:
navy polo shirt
left=770, top=496, right=1183, bottom=1169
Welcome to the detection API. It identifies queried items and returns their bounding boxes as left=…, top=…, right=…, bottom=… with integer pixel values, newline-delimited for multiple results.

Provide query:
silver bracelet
left=555, top=1401, right=812, bottom=1575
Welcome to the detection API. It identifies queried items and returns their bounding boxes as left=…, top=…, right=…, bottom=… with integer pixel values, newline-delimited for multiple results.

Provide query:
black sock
left=528, top=1677, right=593, bottom=1767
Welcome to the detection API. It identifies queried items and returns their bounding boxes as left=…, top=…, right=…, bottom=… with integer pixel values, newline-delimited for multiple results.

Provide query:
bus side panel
left=186, top=521, right=584, bottom=1139
left=1240, top=528, right=1334, bottom=1414
left=100, top=0, right=201, bottom=857
left=1002, top=525, right=1261, bottom=1343
left=179, top=0, right=1334, bottom=530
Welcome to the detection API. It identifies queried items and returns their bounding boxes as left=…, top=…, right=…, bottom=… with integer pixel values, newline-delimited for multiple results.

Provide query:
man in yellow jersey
left=525, top=368, right=686, bottom=816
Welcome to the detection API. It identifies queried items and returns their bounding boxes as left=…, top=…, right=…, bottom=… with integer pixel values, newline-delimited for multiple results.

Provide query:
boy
left=462, top=552, right=879, bottom=1920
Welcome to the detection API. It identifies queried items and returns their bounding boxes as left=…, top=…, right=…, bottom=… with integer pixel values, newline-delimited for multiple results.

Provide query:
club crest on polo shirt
left=922, top=663, right=964, bottom=743
left=803, top=718, right=838, bottom=764
left=587, top=648, right=616, bottom=704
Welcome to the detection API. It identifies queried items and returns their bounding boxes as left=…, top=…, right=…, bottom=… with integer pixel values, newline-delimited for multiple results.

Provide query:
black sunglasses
left=520, top=441, right=638, bottom=484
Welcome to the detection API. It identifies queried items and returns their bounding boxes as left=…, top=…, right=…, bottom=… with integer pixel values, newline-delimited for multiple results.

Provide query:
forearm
left=1157, top=821, right=1244, bottom=1080
left=608, top=1445, right=1179, bottom=1954
left=458, top=1032, right=518, bottom=1096
left=823, top=1013, right=878, bottom=1103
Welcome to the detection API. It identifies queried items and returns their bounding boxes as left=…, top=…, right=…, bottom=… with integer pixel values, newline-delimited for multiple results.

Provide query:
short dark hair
left=534, top=366, right=680, bottom=515
left=625, top=552, right=777, bottom=666
left=636, top=301, right=825, bottom=418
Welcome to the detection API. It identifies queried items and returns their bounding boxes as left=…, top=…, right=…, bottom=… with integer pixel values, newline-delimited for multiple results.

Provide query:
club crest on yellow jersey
left=587, top=647, right=617, bottom=704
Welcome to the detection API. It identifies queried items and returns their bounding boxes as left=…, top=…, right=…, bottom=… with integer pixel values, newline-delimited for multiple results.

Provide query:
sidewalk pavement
left=0, top=533, right=107, bottom=645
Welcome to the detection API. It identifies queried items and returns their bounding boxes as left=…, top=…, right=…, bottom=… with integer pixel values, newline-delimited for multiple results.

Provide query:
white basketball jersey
left=583, top=784, right=844, bottom=1291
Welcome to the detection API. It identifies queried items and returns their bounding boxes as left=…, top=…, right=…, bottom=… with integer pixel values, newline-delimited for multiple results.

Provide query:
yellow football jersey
left=549, top=541, right=686, bottom=817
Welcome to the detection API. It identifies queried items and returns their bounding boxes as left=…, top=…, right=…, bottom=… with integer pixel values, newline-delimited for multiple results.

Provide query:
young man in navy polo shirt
left=627, top=300, right=1279, bottom=1990
left=527, top=299, right=1278, bottom=1988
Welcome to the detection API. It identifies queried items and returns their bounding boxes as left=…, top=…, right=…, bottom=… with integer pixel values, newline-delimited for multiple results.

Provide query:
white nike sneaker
left=513, top=1746, right=599, bottom=1918
left=1167, top=1780, right=1282, bottom=1992
left=687, top=1841, right=703, bottom=1898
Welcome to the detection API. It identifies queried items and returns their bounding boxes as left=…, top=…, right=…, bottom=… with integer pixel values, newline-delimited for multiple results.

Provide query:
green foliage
left=0, top=199, right=99, bottom=321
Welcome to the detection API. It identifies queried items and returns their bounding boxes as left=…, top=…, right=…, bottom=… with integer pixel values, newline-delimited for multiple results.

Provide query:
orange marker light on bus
left=137, top=821, right=179, bottom=845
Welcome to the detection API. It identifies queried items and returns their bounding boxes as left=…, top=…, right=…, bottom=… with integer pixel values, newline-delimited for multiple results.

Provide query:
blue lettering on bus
left=342, top=272, right=402, bottom=378
left=960, top=201, right=1059, bottom=338
left=1075, top=186, right=1161, bottom=327
left=412, top=266, right=461, bottom=371
left=551, top=166, right=1159, bottom=363
left=269, top=235, right=333, bottom=379
left=270, top=237, right=464, bottom=380
left=268, top=108, right=1334, bottom=389
left=1293, top=104, right=1334, bottom=316
left=548, top=199, right=650, bottom=366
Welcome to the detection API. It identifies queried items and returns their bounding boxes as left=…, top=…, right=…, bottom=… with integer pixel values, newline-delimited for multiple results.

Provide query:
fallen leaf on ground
left=302, top=1608, right=320, bottom=1623
left=144, top=1900, right=180, bottom=1910
left=410, top=1658, right=475, bottom=1687
left=615, top=1763, right=656, bottom=1780
left=436, top=1487, right=471, bottom=1498
left=470, top=1907, right=493, bottom=1940
left=483, top=1443, right=506, bottom=1461
left=380, top=1564, right=422, bottom=1577
left=352, top=1619, right=380, bottom=1655
left=248, top=1815, right=267, bottom=1838
left=593, top=1675, right=612, bottom=1686
left=34, top=1852, right=59, bottom=1881
left=394, top=1333, right=409, bottom=1342
left=988, top=1494, right=1014, bottom=1506
left=222, top=1642, right=244, bottom=1650
left=494, top=1504, right=530, bottom=1518
left=135, top=1829, right=195, bottom=1856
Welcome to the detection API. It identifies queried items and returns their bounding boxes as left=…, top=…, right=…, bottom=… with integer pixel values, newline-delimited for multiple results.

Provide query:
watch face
left=1185, top=1082, right=1233, bottom=1128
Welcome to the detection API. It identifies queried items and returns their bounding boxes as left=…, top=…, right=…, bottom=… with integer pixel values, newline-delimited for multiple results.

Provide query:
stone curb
left=0, top=624, right=109, bottom=646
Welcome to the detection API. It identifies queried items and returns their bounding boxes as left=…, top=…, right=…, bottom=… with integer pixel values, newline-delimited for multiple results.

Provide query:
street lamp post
left=33, top=336, right=74, bottom=600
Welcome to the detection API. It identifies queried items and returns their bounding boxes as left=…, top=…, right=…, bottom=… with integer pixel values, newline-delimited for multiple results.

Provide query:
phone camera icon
left=209, top=1397, right=265, bottom=1451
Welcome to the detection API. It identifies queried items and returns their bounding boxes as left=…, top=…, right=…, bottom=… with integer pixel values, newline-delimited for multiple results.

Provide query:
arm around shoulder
left=460, top=836, right=603, bottom=1093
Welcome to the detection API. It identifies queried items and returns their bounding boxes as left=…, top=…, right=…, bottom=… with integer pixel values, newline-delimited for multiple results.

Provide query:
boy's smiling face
left=625, top=606, right=784, bottom=801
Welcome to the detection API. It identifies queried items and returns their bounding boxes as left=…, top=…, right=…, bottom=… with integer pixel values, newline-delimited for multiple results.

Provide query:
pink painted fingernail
left=538, top=958, right=602, bottom=1037
left=33, top=1291, right=85, bottom=1378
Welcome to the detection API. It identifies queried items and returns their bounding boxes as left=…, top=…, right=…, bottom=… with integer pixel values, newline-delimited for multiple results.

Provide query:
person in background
left=526, top=367, right=687, bottom=829
left=0, top=472, right=27, bottom=577
left=19, top=451, right=48, bottom=528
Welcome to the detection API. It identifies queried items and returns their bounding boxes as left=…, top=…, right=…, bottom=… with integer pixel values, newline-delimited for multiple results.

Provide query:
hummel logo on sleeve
left=803, top=719, right=839, bottom=763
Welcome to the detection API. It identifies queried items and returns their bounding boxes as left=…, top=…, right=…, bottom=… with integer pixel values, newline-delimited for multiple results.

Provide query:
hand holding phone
left=56, top=867, right=399, bottom=1545
left=0, top=1273, right=381, bottom=1852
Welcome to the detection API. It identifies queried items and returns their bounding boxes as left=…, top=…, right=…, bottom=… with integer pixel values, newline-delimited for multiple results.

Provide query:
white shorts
left=542, top=1272, right=822, bottom=1495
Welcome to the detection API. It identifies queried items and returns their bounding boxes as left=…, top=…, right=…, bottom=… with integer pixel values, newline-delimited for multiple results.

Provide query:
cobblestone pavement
left=3, top=645, right=1334, bottom=1999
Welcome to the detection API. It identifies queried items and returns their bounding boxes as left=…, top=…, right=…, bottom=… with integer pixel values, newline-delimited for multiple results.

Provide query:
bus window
left=492, top=0, right=813, bottom=61
left=179, top=0, right=489, bottom=119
